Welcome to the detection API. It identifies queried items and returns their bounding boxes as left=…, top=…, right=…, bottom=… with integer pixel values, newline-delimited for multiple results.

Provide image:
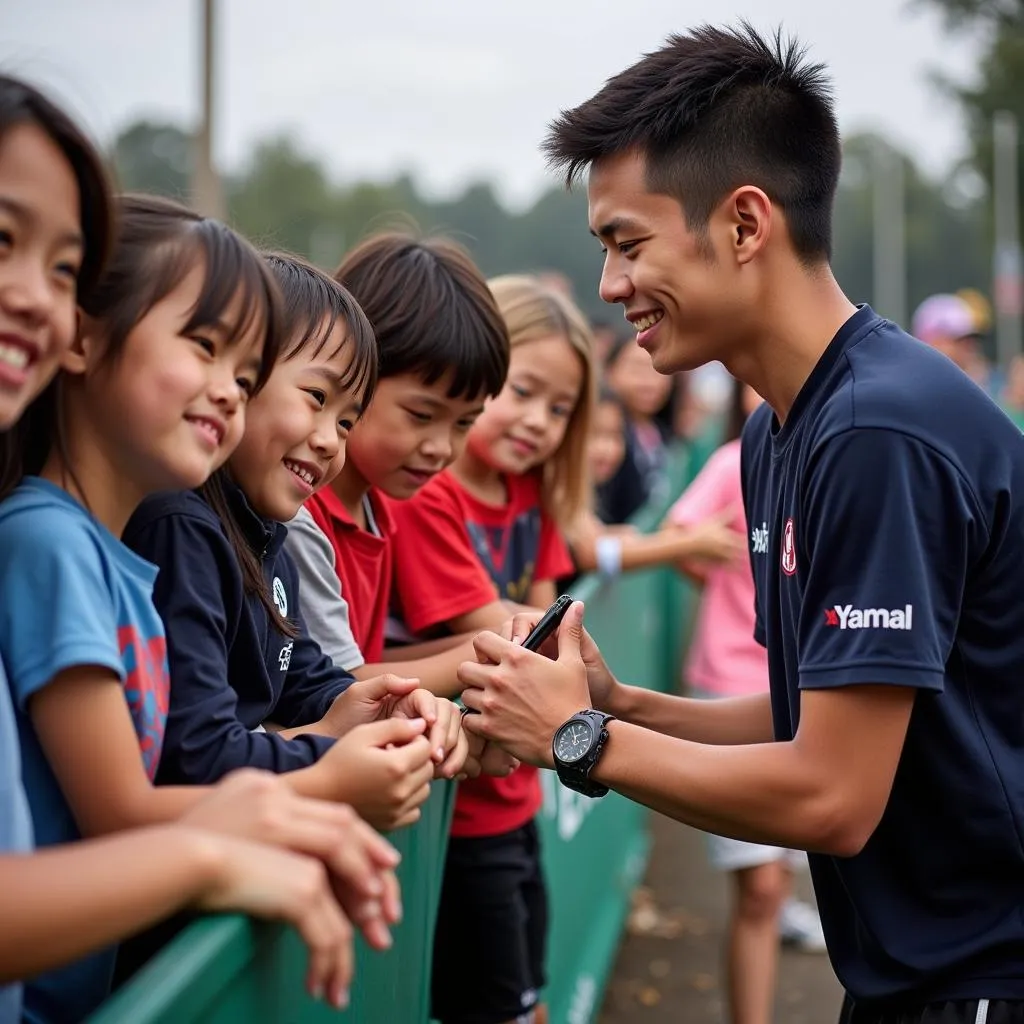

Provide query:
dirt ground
left=598, top=812, right=844, bottom=1024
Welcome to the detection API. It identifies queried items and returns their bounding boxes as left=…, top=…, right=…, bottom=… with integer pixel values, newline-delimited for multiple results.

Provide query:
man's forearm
left=590, top=720, right=850, bottom=854
left=604, top=686, right=775, bottom=745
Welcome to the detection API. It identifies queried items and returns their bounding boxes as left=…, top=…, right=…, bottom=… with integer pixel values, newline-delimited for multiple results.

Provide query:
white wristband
left=595, top=535, right=623, bottom=577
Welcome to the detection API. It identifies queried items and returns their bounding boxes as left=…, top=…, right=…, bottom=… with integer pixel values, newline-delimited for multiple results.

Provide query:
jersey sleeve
left=796, top=428, right=976, bottom=691
left=127, top=510, right=334, bottom=783
left=284, top=506, right=364, bottom=670
left=389, top=480, right=499, bottom=634
left=0, top=506, right=124, bottom=708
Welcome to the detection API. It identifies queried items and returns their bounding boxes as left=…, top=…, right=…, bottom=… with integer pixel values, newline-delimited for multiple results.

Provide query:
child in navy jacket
left=124, top=254, right=467, bottom=832
left=125, top=477, right=354, bottom=781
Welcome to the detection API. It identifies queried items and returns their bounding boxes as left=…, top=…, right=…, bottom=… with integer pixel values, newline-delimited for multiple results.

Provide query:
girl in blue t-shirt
left=0, top=191, right=390, bottom=1021
left=0, top=78, right=400, bottom=1023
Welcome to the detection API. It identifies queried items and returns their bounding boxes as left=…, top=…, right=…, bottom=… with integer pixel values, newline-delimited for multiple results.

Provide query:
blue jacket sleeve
left=270, top=549, right=355, bottom=729
left=125, top=504, right=336, bottom=784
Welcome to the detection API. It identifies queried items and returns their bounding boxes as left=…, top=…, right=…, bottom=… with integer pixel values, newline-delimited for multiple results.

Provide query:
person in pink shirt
left=667, top=379, right=823, bottom=1024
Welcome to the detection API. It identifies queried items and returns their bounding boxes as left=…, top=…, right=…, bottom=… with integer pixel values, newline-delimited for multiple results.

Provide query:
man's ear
left=62, top=310, right=101, bottom=375
left=727, top=185, right=772, bottom=265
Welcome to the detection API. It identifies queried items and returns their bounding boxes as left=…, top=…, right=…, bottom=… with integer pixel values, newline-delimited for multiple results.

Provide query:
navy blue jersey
left=123, top=481, right=353, bottom=784
left=741, top=305, right=1024, bottom=1003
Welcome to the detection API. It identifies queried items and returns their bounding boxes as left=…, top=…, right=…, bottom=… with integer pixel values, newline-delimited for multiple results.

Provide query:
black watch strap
left=554, top=709, right=614, bottom=798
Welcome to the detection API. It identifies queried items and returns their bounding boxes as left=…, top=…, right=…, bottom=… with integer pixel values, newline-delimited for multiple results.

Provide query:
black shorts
left=431, top=820, right=548, bottom=1024
left=841, top=996, right=1024, bottom=1024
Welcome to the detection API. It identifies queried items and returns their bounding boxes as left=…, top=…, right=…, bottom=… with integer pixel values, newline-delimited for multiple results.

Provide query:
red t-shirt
left=305, top=487, right=394, bottom=665
left=390, top=469, right=573, bottom=838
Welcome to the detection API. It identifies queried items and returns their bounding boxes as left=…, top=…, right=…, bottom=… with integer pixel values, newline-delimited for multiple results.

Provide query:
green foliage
left=918, top=0, right=1024, bottom=29
left=833, top=133, right=988, bottom=311
left=922, top=0, right=1024, bottom=267
left=110, top=119, right=988, bottom=327
left=111, top=121, right=192, bottom=200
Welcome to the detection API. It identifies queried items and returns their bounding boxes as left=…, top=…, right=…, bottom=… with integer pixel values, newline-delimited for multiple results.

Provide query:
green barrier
left=89, top=436, right=717, bottom=1024
left=89, top=781, right=455, bottom=1024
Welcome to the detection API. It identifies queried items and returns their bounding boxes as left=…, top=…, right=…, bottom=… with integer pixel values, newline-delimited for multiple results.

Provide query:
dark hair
left=542, top=22, right=840, bottom=262
left=0, top=193, right=282, bottom=499
left=597, top=384, right=627, bottom=415
left=335, top=231, right=509, bottom=399
left=0, top=74, right=113, bottom=302
left=202, top=251, right=379, bottom=636
left=264, top=251, right=377, bottom=402
left=82, top=195, right=281, bottom=383
left=604, top=334, right=633, bottom=370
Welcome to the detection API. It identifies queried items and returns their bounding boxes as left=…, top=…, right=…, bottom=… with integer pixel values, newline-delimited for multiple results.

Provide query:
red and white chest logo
left=781, top=517, right=797, bottom=576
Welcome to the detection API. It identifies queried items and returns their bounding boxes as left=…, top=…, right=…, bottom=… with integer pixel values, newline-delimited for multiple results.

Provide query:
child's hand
left=388, top=691, right=467, bottom=778
left=460, top=730, right=520, bottom=780
left=320, top=718, right=435, bottom=832
left=194, top=830, right=354, bottom=1008
left=181, top=769, right=403, bottom=952
left=321, top=674, right=422, bottom=737
left=434, top=703, right=469, bottom=780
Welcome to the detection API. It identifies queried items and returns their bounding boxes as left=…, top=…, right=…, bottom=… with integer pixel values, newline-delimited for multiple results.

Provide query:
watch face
left=554, top=719, right=594, bottom=763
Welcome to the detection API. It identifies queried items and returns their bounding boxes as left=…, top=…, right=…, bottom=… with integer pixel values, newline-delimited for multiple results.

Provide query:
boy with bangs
left=285, top=232, right=512, bottom=696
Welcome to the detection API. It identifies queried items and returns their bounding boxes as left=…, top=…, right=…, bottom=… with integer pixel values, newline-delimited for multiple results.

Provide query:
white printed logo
left=278, top=642, right=293, bottom=671
left=751, top=521, right=769, bottom=555
left=824, top=604, right=913, bottom=630
left=272, top=577, right=288, bottom=617
left=781, top=517, right=797, bottom=576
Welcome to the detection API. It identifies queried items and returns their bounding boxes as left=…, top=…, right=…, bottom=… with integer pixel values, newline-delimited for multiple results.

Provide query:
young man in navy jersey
left=457, top=22, right=1024, bottom=1024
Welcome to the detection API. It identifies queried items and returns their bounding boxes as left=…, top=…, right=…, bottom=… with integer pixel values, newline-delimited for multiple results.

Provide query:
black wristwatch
left=552, top=709, right=615, bottom=798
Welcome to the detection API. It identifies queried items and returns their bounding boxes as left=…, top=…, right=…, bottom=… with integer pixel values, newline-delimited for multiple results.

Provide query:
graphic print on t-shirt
left=118, top=626, right=169, bottom=781
left=466, top=507, right=542, bottom=603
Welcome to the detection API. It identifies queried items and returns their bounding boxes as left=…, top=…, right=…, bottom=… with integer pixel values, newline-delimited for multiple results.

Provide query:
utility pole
left=993, top=110, right=1022, bottom=372
left=192, top=0, right=225, bottom=219
left=872, top=138, right=907, bottom=328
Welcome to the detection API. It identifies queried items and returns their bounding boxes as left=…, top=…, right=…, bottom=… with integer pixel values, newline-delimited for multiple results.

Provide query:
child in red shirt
left=284, top=232, right=510, bottom=694
left=390, top=275, right=596, bottom=1024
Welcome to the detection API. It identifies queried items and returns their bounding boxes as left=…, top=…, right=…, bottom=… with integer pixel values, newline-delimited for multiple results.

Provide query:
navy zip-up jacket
left=123, top=482, right=355, bottom=785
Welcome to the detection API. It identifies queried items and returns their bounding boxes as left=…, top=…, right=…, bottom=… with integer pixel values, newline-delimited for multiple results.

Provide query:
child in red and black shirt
left=390, top=275, right=596, bottom=1024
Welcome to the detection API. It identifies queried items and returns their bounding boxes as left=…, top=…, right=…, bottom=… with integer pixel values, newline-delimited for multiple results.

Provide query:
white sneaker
left=778, top=898, right=827, bottom=953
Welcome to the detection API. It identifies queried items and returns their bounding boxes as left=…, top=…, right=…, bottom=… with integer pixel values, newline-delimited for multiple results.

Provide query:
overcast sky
left=0, top=0, right=983, bottom=207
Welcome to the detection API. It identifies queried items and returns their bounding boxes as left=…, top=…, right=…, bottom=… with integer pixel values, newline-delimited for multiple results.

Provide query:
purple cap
left=911, top=294, right=977, bottom=345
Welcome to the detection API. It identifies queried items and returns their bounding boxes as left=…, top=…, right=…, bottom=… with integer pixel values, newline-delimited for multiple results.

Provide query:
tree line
left=113, top=25, right=1003, bottom=336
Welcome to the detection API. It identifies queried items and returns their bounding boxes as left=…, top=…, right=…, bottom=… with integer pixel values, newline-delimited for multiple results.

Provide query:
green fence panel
left=89, top=780, right=455, bottom=1024
left=537, top=568, right=671, bottom=1024
left=89, top=436, right=721, bottom=1024
left=538, top=440, right=709, bottom=1024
